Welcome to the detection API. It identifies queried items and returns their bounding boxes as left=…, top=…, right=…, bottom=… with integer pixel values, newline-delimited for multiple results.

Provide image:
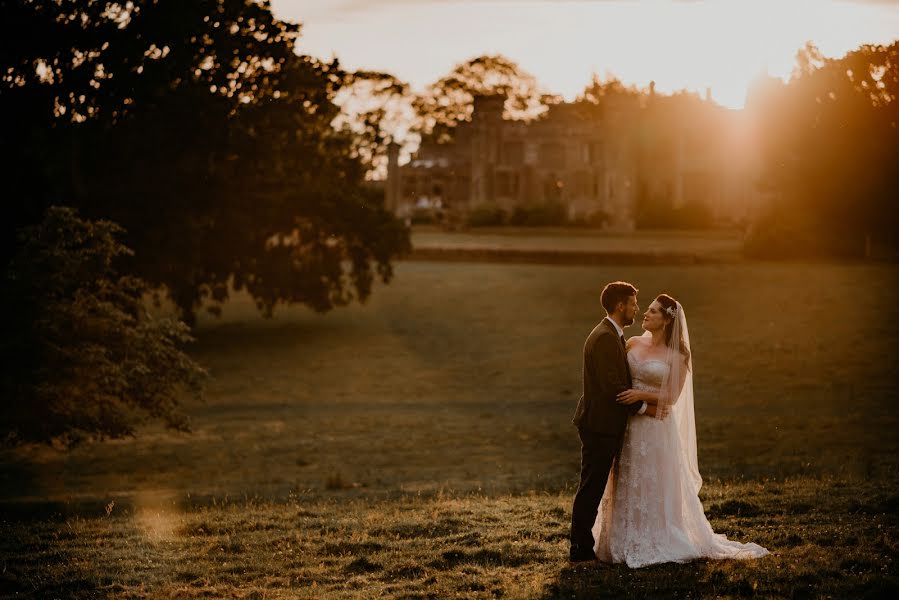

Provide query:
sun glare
left=133, top=490, right=182, bottom=542
left=281, top=0, right=899, bottom=110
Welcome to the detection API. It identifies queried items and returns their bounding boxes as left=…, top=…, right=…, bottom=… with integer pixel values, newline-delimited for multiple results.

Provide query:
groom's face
left=621, top=295, right=638, bottom=326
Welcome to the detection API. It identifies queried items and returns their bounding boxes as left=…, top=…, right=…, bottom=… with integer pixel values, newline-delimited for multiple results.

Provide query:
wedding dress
left=593, top=304, right=769, bottom=568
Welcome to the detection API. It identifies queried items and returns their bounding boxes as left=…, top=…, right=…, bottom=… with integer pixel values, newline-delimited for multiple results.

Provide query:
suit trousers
left=569, top=427, right=622, bottom=558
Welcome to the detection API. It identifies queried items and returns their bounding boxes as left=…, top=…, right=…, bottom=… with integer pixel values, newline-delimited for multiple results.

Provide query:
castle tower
left=385, top=141, right=401, bottom=212
left=469, top=94, right=506, bottom=205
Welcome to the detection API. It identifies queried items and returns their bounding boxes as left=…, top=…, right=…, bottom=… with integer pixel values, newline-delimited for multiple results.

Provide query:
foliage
left=569, top=210, right=611, bottom=228
left=508, top=201, right=569, bottom=227
left=745, top=41, right=899, bottom=257
left=640, top=199, right=714, bottom=230
left=408, top=206, right=443, bottom=225
left=465, top=204, right=508, bottom=227
left=413, top=54, right=553, bottom=143
left=332, top=55, right=556, bottom=179
left=0, top=207, right=205, bottom=445
left=574, top=74, right=649, bottom=118
left=1, top=0, right=410, bottom=323
left=332, top=70, right=418, bottom=179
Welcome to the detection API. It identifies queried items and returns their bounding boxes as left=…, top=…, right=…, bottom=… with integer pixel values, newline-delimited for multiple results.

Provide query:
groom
left=569, top=281, right=648, bottom=562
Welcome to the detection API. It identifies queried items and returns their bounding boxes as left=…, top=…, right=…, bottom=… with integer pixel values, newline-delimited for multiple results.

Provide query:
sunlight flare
left=280, top=0, right=899, bottom=109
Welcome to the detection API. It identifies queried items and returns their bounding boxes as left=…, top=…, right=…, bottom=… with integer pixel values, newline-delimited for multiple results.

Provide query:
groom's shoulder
left=588, top=319, right=612, bottom=337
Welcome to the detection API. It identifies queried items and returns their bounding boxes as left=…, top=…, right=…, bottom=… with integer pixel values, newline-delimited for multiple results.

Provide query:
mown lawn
left=410, top=226, right=744, bottom=261
left=2, top=478, right=896, bottom=598
left=1, top=259, right=897, bottom=597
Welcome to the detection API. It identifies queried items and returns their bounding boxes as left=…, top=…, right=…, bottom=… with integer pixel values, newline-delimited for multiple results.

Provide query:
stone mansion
left=384, top=93, right=766, bottom=229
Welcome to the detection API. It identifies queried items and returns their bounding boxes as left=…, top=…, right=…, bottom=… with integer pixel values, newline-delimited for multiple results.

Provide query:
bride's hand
left=616, top=389, right=644, bottom=405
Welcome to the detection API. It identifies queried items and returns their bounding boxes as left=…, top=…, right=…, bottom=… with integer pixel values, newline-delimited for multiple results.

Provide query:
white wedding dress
left=593, top=342, right=769, bottom=568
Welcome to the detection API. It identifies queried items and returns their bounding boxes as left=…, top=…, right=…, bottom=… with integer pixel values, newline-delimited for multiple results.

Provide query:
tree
left=413, top=54, right=551, bottom=143
left=1, top=0, right=410, bottom=323
left=1, top=207, right=206, bottom=445
left=575, top=74, right=647, bottom=115
left=746, top=41, right=899, bottom=257
left=332, top=70, right=419, bottom=180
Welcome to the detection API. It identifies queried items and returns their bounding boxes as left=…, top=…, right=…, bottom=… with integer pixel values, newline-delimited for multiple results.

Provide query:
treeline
left=745, top=43, right=899, bottom=258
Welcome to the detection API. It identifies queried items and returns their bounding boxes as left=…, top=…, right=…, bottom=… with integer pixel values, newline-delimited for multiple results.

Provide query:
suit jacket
left=572, top=318, right=641, bottom=435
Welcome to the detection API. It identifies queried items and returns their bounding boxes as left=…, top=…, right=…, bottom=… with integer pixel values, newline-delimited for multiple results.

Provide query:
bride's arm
left=617, top=389, right=659, bottom=405
left=619, top=338, right=659, bottom=405
left=617, top=355, right=689, bottom=407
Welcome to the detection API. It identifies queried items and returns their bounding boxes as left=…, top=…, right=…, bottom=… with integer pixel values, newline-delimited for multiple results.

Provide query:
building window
left=502, top=142, right=524, bottom=166
left=588, top=142, right=603, bottom=166
left=573, top=171, right=591, bottom=196
left=540, top=142, right=566, bottom=170
left=543, top=174, right=563, bottom=202
left=683, top=172, right=710, bottom=206
left=496, top=171, right=519, bottom=198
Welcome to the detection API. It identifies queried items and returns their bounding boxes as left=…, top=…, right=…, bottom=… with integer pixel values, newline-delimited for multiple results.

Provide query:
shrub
left=507, top=201, right=567, bottom=226
left=0, top=206, right=206, bottom=445
left=466, top=204, right=507, bottom=227
left=569, top=210, right=611, bottom=228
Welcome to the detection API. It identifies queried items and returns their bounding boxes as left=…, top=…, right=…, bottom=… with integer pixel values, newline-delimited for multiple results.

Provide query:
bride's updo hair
left=655, top=294, right=690, bottom=364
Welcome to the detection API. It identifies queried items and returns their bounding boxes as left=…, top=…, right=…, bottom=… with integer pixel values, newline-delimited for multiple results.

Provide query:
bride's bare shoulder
left=625, top=335, right=647, bottom=350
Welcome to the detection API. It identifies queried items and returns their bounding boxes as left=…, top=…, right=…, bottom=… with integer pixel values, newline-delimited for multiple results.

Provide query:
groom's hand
left=616, top=389, right=644, bottom=405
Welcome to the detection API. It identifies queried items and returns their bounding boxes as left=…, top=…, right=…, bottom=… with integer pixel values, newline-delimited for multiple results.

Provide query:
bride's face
left=641, top=301, right=669, bottom=333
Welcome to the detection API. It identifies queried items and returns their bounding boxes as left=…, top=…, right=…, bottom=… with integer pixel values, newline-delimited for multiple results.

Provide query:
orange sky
left=272, top=0, right=899, bottom=109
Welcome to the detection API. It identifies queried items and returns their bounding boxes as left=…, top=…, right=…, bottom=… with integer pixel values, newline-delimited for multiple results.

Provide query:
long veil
left=650, top=301, right=701, bottom=495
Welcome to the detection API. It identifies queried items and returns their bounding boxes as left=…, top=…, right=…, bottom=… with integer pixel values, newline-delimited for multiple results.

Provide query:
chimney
left=386, top=142, right=401, bottom=212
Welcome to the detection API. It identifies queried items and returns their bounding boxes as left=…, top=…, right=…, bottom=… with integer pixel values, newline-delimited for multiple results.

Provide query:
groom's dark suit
left=569, top=317, right=642, bottom=560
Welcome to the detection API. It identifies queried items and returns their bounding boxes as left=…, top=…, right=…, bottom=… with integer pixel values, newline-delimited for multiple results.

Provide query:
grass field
left=2, top=258, right=898, bottom=597
left=411, top=226, right=744, bottom=253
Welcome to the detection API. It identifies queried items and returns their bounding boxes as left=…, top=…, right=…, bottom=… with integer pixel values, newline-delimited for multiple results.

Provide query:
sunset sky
left=272, top=0, right=899, bottom=109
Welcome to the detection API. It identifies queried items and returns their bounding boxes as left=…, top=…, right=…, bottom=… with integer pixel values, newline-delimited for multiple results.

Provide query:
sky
left=271, top=0, right=899, bottom=109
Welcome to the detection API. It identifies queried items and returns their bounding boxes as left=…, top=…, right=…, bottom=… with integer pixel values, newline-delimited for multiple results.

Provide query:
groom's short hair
left=601, top=281, right=638, bottom=314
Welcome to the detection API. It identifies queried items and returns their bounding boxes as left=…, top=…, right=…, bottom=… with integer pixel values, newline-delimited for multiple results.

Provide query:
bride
left=593, top=294, right=769, bottom=568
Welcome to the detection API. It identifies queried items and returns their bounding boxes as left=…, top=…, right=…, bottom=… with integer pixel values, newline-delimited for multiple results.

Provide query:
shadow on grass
left=0, top=520, right=104, bottom=599
left=542, top=560, right=739, bottom=599
left=192, top=317, right=348, bottom=356
left=542, top=544, right=899, bottom=599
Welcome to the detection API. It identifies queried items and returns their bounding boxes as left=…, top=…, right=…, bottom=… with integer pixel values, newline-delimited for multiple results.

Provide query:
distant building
left=386, top=92, right=766, bottom=229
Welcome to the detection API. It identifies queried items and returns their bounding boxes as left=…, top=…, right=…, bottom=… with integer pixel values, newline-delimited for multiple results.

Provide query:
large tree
left=413, top=54, right=552, bottom=143
left=1, top=0, right=410, bottom=322
left=332, top=70, right=418, bottom=180
left=746, top=41, right=899, bottom=257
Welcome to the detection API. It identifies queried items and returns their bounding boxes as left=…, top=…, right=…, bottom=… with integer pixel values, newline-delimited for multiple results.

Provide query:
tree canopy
left=332, top=70, right=418, bottom=180
left=746, top=41, right=899, bottom=257
left=413, top=54, right=552, bottom=144
left=1, top=0, right=410, bottom=322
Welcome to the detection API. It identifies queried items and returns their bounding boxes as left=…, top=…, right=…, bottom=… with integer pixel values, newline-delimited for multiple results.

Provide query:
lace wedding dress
left=593, top=351, right=769, bottom=568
